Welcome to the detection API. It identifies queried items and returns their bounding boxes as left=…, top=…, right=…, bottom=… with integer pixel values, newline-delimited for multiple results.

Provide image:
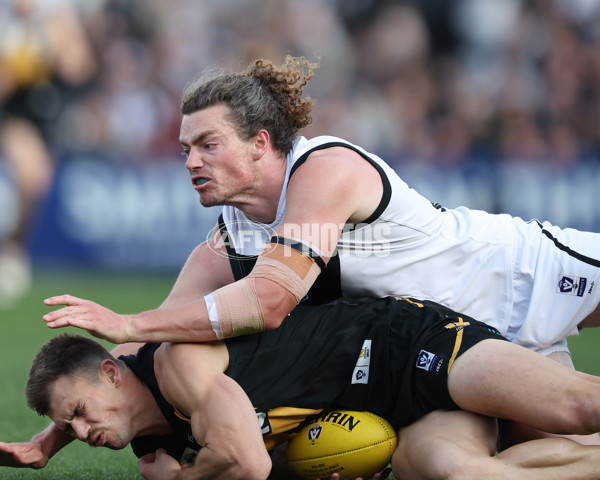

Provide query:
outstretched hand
left=43, top=294, right=133, bottom=344
left=0, top=441, right=48, bottom=469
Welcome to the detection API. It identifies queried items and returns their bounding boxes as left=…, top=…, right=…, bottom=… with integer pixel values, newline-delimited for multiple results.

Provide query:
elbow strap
left=205, top=239, right=323, bottom=339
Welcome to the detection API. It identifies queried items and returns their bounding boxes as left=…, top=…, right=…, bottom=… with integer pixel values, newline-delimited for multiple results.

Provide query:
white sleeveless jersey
left=221, top=136, right=600, bottom=355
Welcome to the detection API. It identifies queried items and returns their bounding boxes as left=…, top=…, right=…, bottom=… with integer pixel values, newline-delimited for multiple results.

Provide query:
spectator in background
left=335, top=0, right=600, bottom=168
left=54, top=0, right=179, bottom=160
left=3, top=0, right=598, bottom=171
left=0, top=0, right=96, bottom=306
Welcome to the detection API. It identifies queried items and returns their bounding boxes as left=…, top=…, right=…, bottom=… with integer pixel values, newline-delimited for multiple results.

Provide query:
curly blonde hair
left=181, top=56, right=318, bottom=155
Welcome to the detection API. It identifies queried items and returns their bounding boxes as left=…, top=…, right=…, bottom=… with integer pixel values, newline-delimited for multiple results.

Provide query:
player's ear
left=252, top=129, right=270, bottom=160
left=99, top=359, right=122, bottom=388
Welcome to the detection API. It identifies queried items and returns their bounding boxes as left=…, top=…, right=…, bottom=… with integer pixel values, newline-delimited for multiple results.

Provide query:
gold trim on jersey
left=256, top=406, right=324, bottom=451
left=395, top=297, right=424, bottom=308
left=445, top=317, right=470, bottom=373
left=174, top=407, right=192, bottom=423
left=172, top=405, right=324, bottom=450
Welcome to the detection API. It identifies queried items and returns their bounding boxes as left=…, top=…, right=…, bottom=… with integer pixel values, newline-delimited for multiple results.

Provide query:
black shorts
left=387, top=302, right=508, bottom=427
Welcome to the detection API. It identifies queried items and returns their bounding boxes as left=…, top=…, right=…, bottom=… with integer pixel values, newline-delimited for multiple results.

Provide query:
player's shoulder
left=292, top=135, right=361, bottom=162
left=154, top=342, right=228, bottom=399
left=158, top=341, right=225, bottom=367
left=290, top=135, right=377, bottom=180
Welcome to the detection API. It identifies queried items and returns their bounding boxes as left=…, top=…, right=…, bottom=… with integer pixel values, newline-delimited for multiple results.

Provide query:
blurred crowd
left=1, top=0, right=600, bottom=302
left=2, top=0, right=600, bottom=165
left=2, top=0, right=600, bottom=166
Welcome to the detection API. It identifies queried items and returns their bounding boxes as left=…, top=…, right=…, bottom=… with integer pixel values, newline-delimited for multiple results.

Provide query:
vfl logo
left=557, top=275, right=587, bottom=297
left=256, top=411, right=272, bottom=435
left=308, top=424, right=323, bottom=444
left=416, top=350, right=439, bottom=372
left=352, top=339, right=372, bottom=384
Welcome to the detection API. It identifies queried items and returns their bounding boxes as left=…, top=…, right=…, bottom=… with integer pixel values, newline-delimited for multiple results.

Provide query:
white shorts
left=508, top=220, right=600, bottom=356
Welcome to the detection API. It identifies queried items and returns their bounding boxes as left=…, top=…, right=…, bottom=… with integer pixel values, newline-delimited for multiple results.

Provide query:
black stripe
left=536, top=220, right=600, bottom=267
left=269, top=236, right=326, bottom=271
left=217, top=214, right=235, bottom=257
left=303, top=251, right=342, bottom=304
left=218, top=214, right=258, bottom=280
left=289, top=141, right=392, bottom=227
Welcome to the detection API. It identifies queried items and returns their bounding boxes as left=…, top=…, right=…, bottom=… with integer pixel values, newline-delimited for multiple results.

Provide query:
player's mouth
left=192, top=176, right=210, bottom=189
left=92, top=432, right=105, bottom=447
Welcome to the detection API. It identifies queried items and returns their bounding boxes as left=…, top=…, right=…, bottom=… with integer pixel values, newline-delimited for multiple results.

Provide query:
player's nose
left=185, top=147, right=205, bottom=169
left=71, top=417, right=91, bottom=442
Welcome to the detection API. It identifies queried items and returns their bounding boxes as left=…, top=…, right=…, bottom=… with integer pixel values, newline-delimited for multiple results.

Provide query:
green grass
left=0, top=268, right=177, bottom=479
left=1, top=268, right=599, bottom=479
left=568, top=328, right=600, bottom=376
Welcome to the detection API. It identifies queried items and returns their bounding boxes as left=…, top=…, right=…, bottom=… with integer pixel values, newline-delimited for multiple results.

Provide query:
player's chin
left=198, top=192, right=216, bottom=207
left=198, top=191, right=226, bottom=208
left=103, top=437, right=128, bottom=451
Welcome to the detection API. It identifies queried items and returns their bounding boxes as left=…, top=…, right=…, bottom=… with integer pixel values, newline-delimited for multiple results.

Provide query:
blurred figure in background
left=0, top=0, right=96, bottom=306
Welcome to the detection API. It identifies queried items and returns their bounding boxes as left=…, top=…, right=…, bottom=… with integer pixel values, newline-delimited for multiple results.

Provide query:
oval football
left=286, top=410, right=397, bottom=480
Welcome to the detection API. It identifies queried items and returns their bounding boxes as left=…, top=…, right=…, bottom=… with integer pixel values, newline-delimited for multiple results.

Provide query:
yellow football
left=286, top=410, right=397, bottom=480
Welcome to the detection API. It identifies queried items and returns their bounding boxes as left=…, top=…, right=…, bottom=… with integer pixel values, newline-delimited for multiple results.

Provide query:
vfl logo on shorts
left=557, top=275, right=587, bottom=297
left=351, top=339, right=372, bottom=384
left=416, top=350, right=439, bottom=372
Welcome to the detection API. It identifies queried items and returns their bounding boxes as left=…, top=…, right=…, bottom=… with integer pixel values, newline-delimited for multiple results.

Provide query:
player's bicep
left=281, top=148, right=383, bottom=259
left=188, top=375, right=271, bottom=478
left=191, top=375, right=264, bottom=448
left=157, top=343, right=270, bottom=475
left=156, top=343, right=224, bottom=414
left=282, top=178, right=349, bottom=260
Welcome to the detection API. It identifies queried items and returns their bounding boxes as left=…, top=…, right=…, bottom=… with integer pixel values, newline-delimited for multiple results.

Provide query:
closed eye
left=61, top=402, right=86, bottom=434
left=74, top=402, right=86, bottom=417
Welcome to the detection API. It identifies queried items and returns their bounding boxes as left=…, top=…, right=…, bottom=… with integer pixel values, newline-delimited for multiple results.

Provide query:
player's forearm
left=31, top=423, right=73, bottom=459
left=129, top=301, right=218, bottom=343
left=130, top=275, right=298, bottom=343
left=174, top=449, right=271, bottom=480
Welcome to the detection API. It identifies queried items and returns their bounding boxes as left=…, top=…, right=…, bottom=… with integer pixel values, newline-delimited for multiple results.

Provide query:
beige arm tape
left=205, top=278, right=265, bottom=340
left=204, top=242, right=322, bottom=339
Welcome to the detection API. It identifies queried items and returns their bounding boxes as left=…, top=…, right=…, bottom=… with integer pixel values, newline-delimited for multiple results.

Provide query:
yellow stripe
left=447, top=321, right=465, bottom=374
left=396, top=297, right=424, bottom=308
left=174, top=407, right=192, bottom=423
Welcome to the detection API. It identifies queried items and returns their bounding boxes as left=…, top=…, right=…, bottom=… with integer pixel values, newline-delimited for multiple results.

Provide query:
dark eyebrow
left=70, top=402, right=83, bottom=419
